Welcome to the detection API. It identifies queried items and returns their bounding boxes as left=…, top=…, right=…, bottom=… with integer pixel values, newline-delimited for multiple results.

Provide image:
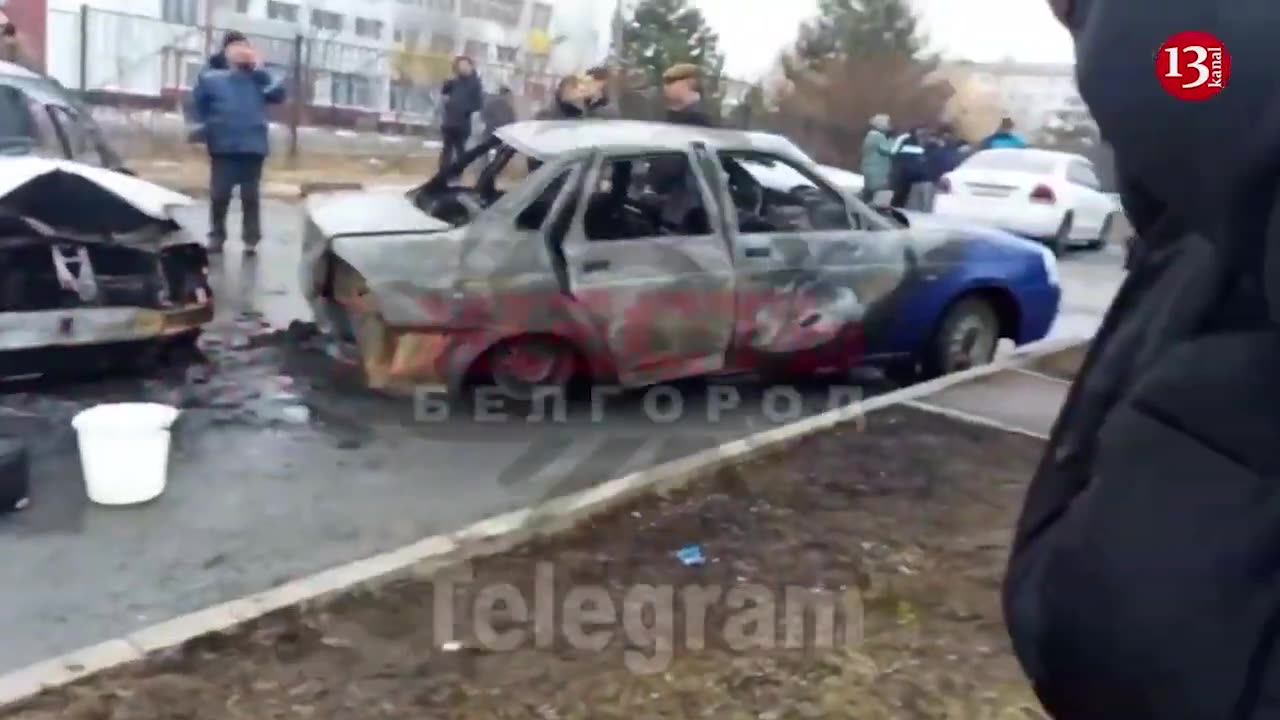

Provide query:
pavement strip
left=0, top=335, right=1086, bottom=710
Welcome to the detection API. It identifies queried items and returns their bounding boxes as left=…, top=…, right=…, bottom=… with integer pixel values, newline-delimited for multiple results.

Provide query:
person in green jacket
left=860, top=113, right=893, bottom=203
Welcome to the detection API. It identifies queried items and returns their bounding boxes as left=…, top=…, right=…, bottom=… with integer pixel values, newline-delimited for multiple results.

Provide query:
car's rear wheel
left=926, top=296, right=1001, bottom=377
left=1085, top=212, right=1116, bottom=251
left=475, top=336, right=579, bottom=409
left=1047, top=212, right=1073, bottom=256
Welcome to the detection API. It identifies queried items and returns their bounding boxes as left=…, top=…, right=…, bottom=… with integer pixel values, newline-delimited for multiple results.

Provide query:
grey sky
left=690, top=0, right=1076, bottom=78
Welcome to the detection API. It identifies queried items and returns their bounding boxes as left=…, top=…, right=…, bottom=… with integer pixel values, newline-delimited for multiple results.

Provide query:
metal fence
left=45, top=6, right=561, bottom=163
left=39, top=6, right=935, bottom=174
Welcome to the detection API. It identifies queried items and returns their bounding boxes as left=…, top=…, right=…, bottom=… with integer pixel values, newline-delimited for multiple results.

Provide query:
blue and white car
left=743, top=157, right=1061, bottom=376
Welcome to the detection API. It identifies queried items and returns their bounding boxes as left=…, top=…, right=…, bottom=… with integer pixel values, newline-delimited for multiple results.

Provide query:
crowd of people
left=859, top=113, right=1027, bottom=209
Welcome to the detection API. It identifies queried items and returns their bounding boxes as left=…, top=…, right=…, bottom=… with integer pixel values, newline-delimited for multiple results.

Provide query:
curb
left=0, top=335, right=1087, bottom=710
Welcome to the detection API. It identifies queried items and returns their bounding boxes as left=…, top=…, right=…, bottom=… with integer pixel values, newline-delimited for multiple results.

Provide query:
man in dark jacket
left=439, top=56, right=482, bottom=170
left=191, top=31, right=286, bottom=254
left=661, top=63, right=716, bottom=127
left=1003, top=1, right=1280, bottom=718
left=583, top=66, right=619, bottom=118
left=888, top=127, right=927, bottom=208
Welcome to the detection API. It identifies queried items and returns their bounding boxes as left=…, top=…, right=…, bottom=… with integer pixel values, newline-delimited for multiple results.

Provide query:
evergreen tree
left=620, top=0, right=726, bottom=116
left=778, top=0, right=949, bottom=167
left=796, top=0, right=929, bottom=65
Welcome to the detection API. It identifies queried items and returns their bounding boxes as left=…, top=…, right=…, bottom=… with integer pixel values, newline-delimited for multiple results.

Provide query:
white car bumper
left=932, top=195, right=1065, bottom=239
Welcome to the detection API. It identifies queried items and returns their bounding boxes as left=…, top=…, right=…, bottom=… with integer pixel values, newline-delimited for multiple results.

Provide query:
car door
left=1065, top=159, right=1109, bottom=237
left=714, top=149, right=907, bottom=366
left=558, top=147, right=736, bottom=387
left=0, top=84, right=63, bottom=159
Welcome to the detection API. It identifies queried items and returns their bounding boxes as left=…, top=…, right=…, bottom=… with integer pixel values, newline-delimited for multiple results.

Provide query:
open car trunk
left=0, top=158, right=212, bottom=376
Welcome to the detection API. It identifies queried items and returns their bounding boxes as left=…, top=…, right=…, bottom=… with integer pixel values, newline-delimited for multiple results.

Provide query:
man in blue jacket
left=191, top=31, right=286, bottom=254
left=979, top=117, right=1027, bottom=150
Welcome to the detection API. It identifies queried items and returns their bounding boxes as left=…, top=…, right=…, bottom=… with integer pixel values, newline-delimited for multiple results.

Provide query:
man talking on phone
left=1004, top=0, right=1280, bottom=717
left=191, top=31, right=286, bottom=255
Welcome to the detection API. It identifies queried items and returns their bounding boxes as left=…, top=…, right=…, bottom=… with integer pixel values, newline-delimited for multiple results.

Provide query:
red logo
left=1156, top=31, right=1230, bottom=100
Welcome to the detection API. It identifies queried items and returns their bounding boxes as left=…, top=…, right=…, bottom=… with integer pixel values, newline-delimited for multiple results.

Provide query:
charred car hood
left=305, top=189, right=454, bottom=238
left=0, top=156, right=193, bottom=239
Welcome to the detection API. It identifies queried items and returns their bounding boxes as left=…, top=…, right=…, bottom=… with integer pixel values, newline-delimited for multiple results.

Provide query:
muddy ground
left=1026, top=344, right=1088, bottom=381
left=6, top=406, right=1049, bottom=719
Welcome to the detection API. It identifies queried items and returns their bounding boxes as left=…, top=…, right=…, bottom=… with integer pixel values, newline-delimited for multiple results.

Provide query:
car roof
left=0, top=62, right=79, bottom=107
left=495, top=119, right=811, bottom=162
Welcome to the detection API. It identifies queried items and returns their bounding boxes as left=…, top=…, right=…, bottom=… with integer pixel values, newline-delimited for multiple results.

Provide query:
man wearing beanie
left=190, top=30, right=286, bottom=255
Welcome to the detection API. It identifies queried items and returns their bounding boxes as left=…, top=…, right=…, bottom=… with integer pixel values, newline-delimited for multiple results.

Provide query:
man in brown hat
left=661, top=63, right=715, bottom=127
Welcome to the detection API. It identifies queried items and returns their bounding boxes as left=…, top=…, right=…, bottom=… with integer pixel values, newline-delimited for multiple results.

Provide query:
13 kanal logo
left=1156, top=31, right=1230, bottom=100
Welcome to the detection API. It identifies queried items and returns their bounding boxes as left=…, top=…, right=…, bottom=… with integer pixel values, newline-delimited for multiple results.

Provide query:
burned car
left=0, top=158, right=213, bottom=378
left=302, top=120, right=1059, bottom=400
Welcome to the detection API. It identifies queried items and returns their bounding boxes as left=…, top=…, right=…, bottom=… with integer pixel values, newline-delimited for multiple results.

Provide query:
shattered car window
left=585, top=153, right=713, bottom=241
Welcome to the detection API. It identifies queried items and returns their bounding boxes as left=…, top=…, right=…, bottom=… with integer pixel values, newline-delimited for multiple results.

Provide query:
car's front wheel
left=925, top=296, right=1001, bottom=378
left=473, top=335, right=579, bottom=410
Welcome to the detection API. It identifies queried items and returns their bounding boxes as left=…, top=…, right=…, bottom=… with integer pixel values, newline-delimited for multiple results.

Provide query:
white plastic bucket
left=71, top=403, right=181, bottom=506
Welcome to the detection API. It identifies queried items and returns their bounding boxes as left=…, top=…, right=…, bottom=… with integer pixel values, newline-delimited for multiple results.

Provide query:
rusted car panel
left=0, top=158, right=212, bottom=377
left=301, top=120, right=995, bottom=395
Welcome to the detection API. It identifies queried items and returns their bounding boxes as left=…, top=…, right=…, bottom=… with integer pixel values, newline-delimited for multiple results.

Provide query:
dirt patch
left=1026, top=343, right=1088, bottom=381
left=5, top=407, right=1046, bottom=719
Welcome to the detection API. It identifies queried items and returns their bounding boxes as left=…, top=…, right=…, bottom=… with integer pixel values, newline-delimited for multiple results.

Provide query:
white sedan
left=932, top=148, right=1122, bottom=253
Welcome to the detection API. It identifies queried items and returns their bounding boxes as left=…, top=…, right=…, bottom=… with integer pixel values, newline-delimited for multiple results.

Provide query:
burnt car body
left=0, top=159, right=212, bottom=378
left=0, top=61, right=212, bottom=379
left=301, top=120, right=1060, bottom=399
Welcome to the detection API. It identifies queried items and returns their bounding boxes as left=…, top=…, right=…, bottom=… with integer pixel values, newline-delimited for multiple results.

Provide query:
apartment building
left=35, top=0, right=601, bottom=120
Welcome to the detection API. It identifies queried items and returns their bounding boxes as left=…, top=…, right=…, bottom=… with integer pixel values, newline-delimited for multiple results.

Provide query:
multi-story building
left=940, top=60, right=1093, bottom=138
left=32, top=0, right=601, bottom=123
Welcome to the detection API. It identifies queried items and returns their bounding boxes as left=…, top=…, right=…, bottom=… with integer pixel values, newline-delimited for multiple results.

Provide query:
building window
left=461, top=0, right=522, bottom=26
left=311, top=9, right=343, bottom=32
left=490, top=0, right=522, bottom=25
left=463, top=40, right=489, bottom=61
left=429, top=0, right=457, bottom=11
left=233, top=0, right=251, bottom=13
left=161, top=0, right=198, bottom=25
left=527, top=52, right=548, bottom=73
left=429, top=34, right=455, bottom=54
left=266, top=1, right=299, bottom=22
left=496, top=45, right=518, bottom=63
left=394, top=29, right=421, bottom=46
left=530, top=2, right=552, bottom=29
left=331, top=73, right=374, bottom=108
left=355, top=18, right=383, bottom=39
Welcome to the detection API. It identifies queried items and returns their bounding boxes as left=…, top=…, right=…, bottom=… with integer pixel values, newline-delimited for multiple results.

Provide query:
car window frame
left=573, top=147, right=721, bottom=244
left=47, top=104, right=105, bottom=166
left=716, top=149, right=887, bottom=233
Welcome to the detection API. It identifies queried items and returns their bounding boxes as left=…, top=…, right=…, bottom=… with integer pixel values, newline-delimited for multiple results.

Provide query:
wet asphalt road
left=0, top=200, right=1124, bottom=673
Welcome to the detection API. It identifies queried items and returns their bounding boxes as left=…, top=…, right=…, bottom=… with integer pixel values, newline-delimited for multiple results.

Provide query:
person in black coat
left=439, top=56, right=483, bottom=170
left=1003, top=0, right=1280, bottom=717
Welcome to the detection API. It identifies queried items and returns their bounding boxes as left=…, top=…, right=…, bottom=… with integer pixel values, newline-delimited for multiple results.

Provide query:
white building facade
left=43, top=0, right=602, bottom=121
left=942, top=61, right=1092, bottom=138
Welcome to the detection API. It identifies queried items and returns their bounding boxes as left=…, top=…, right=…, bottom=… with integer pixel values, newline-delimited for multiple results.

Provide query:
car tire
left=473, top=335, right=579, bottom=411
left=1047, top=212, right=1073, bottom=257
left=1084, top=212, right=1117, bottom=251
left=925, top=296, right=1001, bottom=378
